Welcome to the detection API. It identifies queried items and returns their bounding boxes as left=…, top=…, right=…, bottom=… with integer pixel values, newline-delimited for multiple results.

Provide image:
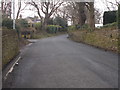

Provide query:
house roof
left=25, top=17, right=41, bottom=23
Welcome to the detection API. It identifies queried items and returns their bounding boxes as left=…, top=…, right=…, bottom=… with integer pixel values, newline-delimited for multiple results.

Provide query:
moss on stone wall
left=2, top=30, right=19, bottom=68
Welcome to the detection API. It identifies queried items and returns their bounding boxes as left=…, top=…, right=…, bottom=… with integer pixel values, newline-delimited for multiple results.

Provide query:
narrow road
left=3, top=35, right=118, bottom=88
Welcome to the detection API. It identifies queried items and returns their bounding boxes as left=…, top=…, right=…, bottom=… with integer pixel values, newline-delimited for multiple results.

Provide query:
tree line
left=1, top=0, right=119, bottom=31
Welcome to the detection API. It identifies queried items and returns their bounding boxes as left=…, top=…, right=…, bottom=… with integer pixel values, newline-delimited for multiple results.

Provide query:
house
left=25, top=17, right=34, bottom=27
left=25, top=16, right=41, bottom=27
left=18, top=16, right=39, bottom=39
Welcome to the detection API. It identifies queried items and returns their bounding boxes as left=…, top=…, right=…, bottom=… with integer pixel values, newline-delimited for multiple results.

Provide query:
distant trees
left=61, top=2, right=86, bottom=26
left=16, top=0, right=28, bottom=19
left=54, top=16, right=68, bottom=31
left=61, top=2, right=95, bottom=29
left=103, top=0, right=119, bottom=11
left=35, top=16, right=68, bottom=32
left=1, top=0, right=95, bottom=31
left=2, top=17, right=29, bottom=31
left=2, top=18, right=13, bottom=29
left=1, top=1, right=12, bottom=18
left=27, top=0, right=63, bottom=30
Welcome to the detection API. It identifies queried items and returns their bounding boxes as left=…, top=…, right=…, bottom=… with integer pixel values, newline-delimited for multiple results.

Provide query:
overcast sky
left=9, top=0, right=119, bottom=24
left=14, top=0, right=118, bottom=18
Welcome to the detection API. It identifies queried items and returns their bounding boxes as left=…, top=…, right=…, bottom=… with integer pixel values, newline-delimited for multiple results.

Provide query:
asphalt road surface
left=3, top=35, right=118, bottom=88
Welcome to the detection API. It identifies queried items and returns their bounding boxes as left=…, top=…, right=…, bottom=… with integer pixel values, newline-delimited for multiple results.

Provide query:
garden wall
left=2, top=29, right=19, bottom=68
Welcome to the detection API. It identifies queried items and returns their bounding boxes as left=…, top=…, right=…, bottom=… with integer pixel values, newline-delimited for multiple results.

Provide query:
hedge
left=46, top=25, right=62, bottom=33
left=103, top=11, right=117, bottom=25
left=2, top=18, right=13, bottom=29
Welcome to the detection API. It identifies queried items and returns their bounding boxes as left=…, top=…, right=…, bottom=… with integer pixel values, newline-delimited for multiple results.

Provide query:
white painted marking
left=4, top=56, right=21, bottom=80
left=27, top=43, right=32, bottom=46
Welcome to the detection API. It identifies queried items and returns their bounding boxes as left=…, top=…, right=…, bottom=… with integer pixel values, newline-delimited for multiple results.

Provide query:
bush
left=34, top=22, right=41, bottom=30
left=17, top=19, right=29, bottom=28
left=81, top=24, right=89, bottom=29
left=103, top=11, right=117, bottom=25
left=68, top=25, right=76, bottom=31
left=2, top=18, right=26, bottom=31
left=53, top=16, right=68, bottom=31
left=68, top=24, right=93, bottom=32
left=47, top=25, right=62, bottom=33
left=2, top=18, right=13, bottom=29
left=103, top=22, right=117, bottom=28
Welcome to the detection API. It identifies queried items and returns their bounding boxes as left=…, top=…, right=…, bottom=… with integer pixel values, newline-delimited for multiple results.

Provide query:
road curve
left=3, top=35, right=118, bottom=88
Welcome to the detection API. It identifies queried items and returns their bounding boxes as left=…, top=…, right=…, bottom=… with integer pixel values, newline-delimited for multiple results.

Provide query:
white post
left=13, top=0, right=15, bottom=29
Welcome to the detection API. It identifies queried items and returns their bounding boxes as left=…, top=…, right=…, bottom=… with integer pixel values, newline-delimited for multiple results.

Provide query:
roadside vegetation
left=68, top=23, right=118, bottom=53
left=67, top=3, right=120, bottom=53
left=2, top=13, right=68, bottom=68
left=32, top=16, right=68, bottom=39
left=2, top=18, right=30, bottom=68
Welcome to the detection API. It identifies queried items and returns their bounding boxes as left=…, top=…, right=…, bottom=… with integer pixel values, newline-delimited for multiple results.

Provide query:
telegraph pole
left=13, top=0, right=15, bottom=29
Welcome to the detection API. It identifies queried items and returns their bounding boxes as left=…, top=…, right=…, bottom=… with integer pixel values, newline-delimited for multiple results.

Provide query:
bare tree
left=1, top=0, right=12, bottom=18
left=94, top=8, right=102, bottom=24
left=27, top=0, right=63, bottom=30
left=102, top=0, right=120, bottom=11
left=62, top=3, right=77, bottom=25
left=60, top=2, right=95, bottom=29
left=59, top=2, right=86, bottom=26
left=16, top=0, right=28, bottom=19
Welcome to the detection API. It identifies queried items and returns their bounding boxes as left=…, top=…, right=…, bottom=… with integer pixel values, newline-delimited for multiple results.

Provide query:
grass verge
left=68, top=26, right=119, bottom=53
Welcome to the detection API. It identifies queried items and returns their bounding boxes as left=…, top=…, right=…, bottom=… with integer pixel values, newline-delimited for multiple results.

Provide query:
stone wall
left=2, top=30, right=19, bottom=68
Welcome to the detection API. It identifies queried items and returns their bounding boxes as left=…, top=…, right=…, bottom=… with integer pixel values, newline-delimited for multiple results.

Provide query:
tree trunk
left=77, top=2, right=86, bottom=27
left=43, top=15, right=50, bottom=31
left=88, top=2, right=95, bottom=30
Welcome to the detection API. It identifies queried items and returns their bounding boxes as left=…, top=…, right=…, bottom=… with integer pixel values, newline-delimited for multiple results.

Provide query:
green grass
left=68, top=27, right=118, bottom=53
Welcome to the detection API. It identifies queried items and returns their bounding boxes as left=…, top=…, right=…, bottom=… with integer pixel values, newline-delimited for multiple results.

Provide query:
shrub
left=81, top=24, right=89, bottom=29
left=103, top=11, right=117, bottom=25
left=103, top=22, right=117, bottom=28
left=53, top=16, right=68, bottom=31
left=2, top=18, right=13, bottom=29
left=68, top=25, right=76, bottom=31
left=47, top=25, right=62, bottom=33
left=34, top=22, right=42, bottom=30
left=17, top=19, right=29, bottom=28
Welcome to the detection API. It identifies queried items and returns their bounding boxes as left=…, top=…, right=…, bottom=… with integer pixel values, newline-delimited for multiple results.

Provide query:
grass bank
left=68, top=26, right=119, bottom=53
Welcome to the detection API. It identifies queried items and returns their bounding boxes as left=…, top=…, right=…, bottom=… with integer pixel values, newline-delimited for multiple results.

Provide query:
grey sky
left=11, top=0, right=119, bottom=24
left=13, top=0, right=118, bottom=18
